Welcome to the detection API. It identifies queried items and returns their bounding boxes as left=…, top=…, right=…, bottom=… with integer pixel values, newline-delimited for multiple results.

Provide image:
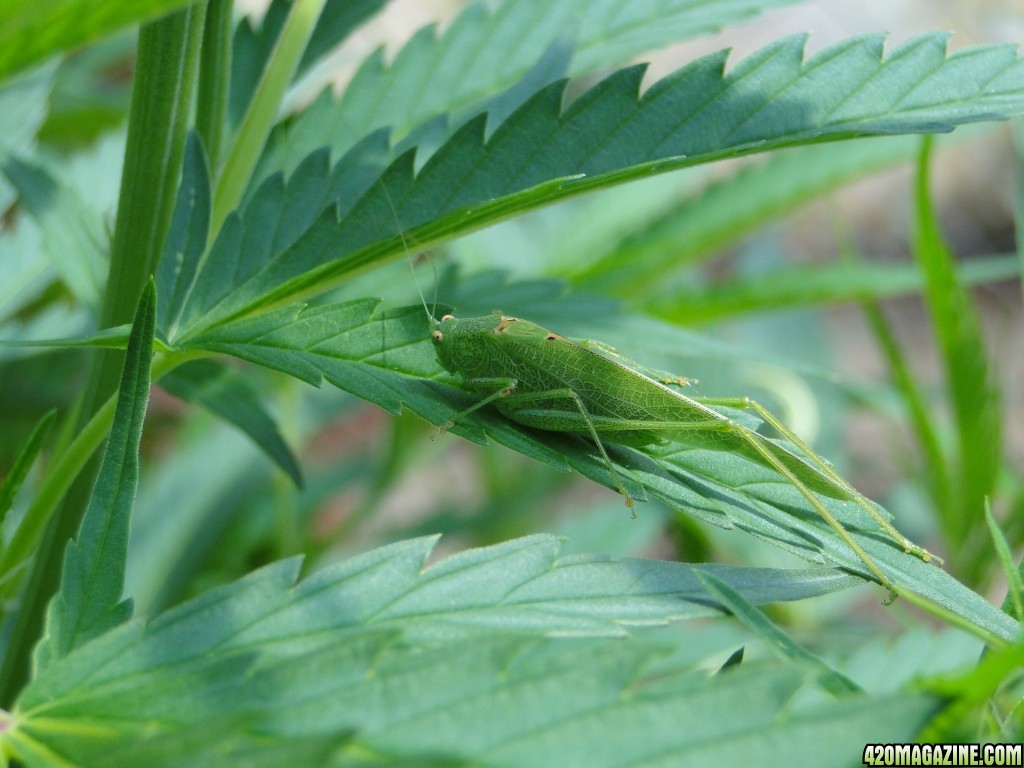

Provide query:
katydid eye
left=432, top=330, right=444, bottom=343
left=441, top=314, right=454, bottom=321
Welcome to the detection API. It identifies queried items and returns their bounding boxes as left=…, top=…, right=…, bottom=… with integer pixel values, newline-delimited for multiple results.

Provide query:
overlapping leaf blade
left=11, top=533, right=919, bottom=765
left=173, top=34, right=1024, bottom=342
left=260, top=0, right=804, bottom=181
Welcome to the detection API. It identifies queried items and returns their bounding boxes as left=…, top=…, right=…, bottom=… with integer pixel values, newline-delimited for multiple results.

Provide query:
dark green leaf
left=176, top=34, right=1024, bottom=340
left=261, top=0, right=805, bottom=180
left=160, top=359, right=303, bottom=486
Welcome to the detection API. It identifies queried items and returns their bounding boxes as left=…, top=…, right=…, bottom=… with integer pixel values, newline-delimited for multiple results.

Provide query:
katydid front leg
left=439, top=377, right=518, bottom=434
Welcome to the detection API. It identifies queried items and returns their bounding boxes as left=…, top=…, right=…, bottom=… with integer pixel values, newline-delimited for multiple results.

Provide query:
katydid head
left=431, top=313, right=504, bottom=375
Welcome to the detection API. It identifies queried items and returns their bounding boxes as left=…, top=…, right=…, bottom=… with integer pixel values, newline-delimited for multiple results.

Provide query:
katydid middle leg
left=439, top=380, right=640, bottom=514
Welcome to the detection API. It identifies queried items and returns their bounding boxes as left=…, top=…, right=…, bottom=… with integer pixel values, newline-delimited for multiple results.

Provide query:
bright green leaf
left=0, top=0, right=202, bottom=84
left=7, top=533, right=936, bottom=766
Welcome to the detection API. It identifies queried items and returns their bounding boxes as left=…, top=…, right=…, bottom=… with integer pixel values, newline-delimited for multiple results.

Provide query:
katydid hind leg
left=508, top=398, right=913, bottom=590
left=696, top=395, right=939, bottom=567
left=631, top=413, right=900, bottom=591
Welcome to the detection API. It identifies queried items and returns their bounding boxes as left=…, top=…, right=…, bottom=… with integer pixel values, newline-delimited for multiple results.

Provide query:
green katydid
left=373, top=161, right=934, bottom=596
left=425, top=309, right=938, bottom=594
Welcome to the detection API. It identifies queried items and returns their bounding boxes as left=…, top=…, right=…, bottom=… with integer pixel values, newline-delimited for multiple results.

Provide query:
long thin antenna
left=376, top=176, right=438, bottom=325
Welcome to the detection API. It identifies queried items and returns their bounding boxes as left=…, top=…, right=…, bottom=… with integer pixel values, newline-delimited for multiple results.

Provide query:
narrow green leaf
left=0, top=411, right=56, bottom=530
left=188, top=298, right=1020, bottom=642
left=0, top=0, right=202, bottom=84
left=33, top=282, right=155, bottom=673
left=578, top=136, right=922, bottom=294
left=212, top=0, right=327, bottom=233
left=177, top=34, right=1024, bottom=339
left=912, top=138, right=1002, bottom=571
left=986, top=504, right=1024, bottom=622
left=696, top=571, right=861, bottom=696
left=652, top=255, right=1021, bottom=323
left=160, top=359, right=303, bottom=486
left=229, top=0, right=386, bottom=134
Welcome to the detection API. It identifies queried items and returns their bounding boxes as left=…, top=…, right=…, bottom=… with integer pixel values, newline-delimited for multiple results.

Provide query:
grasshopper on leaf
left=429, top=311, right=937, bottom=595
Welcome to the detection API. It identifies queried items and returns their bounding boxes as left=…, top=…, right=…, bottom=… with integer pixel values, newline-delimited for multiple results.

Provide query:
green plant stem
left=196, top=0, right=233, bottom=172
left=86, top=5, right=205, bottom=409
left=211, top=0, right=326, bottom=234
